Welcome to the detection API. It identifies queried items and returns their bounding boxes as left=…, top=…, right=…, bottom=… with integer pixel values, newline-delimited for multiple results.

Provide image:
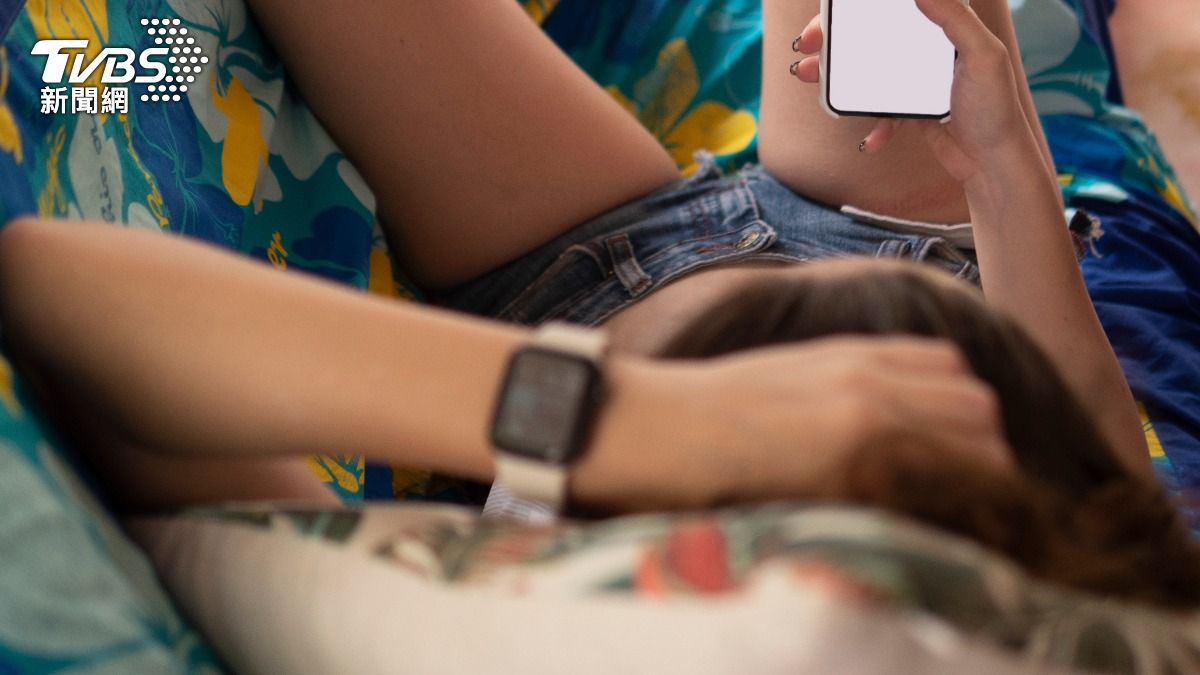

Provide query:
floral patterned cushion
left=133, top=501, right=1200, bottom=675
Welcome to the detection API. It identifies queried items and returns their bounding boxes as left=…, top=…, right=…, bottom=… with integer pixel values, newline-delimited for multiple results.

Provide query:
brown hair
left=651, top=263, right=1200, bottom=608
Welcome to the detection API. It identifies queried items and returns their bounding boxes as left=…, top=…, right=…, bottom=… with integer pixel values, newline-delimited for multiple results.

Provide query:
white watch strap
left=493, top=454, right=570, bottom=513
left=487, top=322, right=608, bottom=518
left=532, top=321, right=608, bottom=360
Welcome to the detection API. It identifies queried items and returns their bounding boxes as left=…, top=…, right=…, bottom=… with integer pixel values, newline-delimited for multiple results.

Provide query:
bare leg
left=759, top=0, right=1055, bottom=223
left=244, top=0, right=680, bottom=289
left=1110, top=0, right=1200, bottom=203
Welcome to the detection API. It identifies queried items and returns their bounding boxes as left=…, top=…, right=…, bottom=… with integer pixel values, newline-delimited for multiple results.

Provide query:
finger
left=914, top=0, right=1001, bottom=59
left=789, top=55, right=820, bottom=83
left=914, top=425, right=1014, bottom=476
left=793, top=14, right=824, bottom=54
left=860, top=118, right=901, bottom=154
left=869, top=375, right=1013, bottom=472
left=808, top=336, right=970, bottom=375
left=874, top=371, right=1002, bottom=437
left=885, top=425, right=1015, bottom=482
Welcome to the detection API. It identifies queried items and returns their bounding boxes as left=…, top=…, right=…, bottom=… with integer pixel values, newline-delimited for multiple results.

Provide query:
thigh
left=246, top=0, right=680, bottom=289
left=758, top=0, right=1048, bottom=224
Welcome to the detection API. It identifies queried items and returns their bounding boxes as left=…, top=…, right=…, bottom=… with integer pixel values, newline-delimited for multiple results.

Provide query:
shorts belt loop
left=876, top=239, right=912, bottom=258
left=605, top=233, right=653, bottom=297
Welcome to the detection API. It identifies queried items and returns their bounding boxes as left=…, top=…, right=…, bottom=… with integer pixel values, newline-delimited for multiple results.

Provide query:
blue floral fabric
left=0, top=0, right=442, bottom=504
left=1012, top=0, right=1200, bottom=515
left=524, top=0, right=762, bottom=175
left=0, top=1, right=404, bottom=669
left=0, top=360, right=223, bottom=672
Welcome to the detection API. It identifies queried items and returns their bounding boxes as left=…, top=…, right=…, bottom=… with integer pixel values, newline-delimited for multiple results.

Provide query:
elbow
left=0, top=215, right=52, bottom=281
left=0, top=216, right=63, bottom=345
left=0, top=216, right=39, bottom=305
left=0, top=215, right=42, bottom=273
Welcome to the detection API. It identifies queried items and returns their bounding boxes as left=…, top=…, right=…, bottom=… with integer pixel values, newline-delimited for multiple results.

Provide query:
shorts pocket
left=495, top=243, right=609, bottom=325
left=877, top=237, right=980, bottom=284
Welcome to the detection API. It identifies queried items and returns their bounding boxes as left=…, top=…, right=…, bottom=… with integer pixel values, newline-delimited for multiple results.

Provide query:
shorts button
left=736, top=231, right=761, bottom=249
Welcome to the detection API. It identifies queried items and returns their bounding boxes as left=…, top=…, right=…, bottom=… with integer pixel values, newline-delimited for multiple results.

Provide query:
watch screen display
left=492, top=350, right=595, bottom=463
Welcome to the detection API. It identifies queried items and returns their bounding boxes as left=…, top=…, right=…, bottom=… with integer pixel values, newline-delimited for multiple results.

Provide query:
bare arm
left=920, top=0, right=1147, bottom=474
left=968, top=0, right=1061, bottom=208
left=0, top=218, right=1008, bottom=510
left=791, top=0, right=1147, bottom=473
left=963, top=136, right=1149, bottom=475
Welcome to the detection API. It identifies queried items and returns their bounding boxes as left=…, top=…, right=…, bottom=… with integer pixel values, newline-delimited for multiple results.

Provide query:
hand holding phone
left=792, top=0, right=1036, bottom=185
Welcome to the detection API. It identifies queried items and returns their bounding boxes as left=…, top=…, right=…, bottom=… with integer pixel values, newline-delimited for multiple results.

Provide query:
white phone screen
left=826, top=0, right=956, bottom=117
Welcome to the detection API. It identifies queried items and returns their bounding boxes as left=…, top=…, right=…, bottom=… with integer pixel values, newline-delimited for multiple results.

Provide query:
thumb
left=914, top=0, right=1000, bottom=59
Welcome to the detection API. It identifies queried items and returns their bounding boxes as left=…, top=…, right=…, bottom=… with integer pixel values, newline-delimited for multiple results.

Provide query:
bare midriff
left=758, top=0, right=972, bottom=224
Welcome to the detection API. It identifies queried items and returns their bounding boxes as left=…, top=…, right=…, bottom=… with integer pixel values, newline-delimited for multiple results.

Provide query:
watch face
left=491, top=349, right=599, bottom=463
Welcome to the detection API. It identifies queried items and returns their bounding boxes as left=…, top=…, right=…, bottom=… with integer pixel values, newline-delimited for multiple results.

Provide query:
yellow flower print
left=608, top=38, right=757, bottom=175
left=1137, top=152, right=1198, bottom=230
left=0, top=49, right=23, bottom=164
left=1157, top=175, right=1198, bottom=230
left=0, top=358, right=21, bottom=418
left=522, top=0, right=562, bottom=25
left=36, top=126, right=67, bottom=216
left=26, top=0, right=109, bottom=92
left=368, top=247, right=415, bottom=300
left=304, top=454, right=363, bottom=495
left=1138, top=401, right=1166, bottom=459
left=211, top=74, right=268, bottom=209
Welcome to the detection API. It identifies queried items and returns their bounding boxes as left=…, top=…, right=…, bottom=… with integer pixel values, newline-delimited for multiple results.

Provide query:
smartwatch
left=488, top=322, right=608, bottom=512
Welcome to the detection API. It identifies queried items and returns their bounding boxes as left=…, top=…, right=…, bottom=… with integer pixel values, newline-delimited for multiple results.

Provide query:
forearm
left=0, top=218, right=733, bottom=510
left=968, top=0, right=1060, bottom=206
left=0, top=219, right=1018, bottom=512
left=0, top=219, right=519, bottom=477
left=964, top=144, right=1149, bottom=473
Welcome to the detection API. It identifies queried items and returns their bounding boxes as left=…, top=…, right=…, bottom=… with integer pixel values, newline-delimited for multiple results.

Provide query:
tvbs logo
left=34, top=40, right=170, bottom=85
left=34, top=18, right=208, bottom=114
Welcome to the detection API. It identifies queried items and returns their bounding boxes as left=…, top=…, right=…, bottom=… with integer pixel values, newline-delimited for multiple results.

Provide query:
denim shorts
left=432, top=152, right=979, bottom=327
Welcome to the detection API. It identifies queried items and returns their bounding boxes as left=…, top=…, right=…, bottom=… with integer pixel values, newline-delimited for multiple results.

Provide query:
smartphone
left=819, top=0, right=962, bottom=119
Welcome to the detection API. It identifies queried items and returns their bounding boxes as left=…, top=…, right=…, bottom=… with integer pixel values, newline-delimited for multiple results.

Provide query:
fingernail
left=858, top=140, right=867, bottom=153
left=789, top=61, right=800, bottom=76
left=792, top=35, right=803, bottom=52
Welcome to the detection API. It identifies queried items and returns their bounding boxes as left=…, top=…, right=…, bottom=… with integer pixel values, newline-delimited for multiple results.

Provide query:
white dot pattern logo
left=140, top=17, right=206, bottom=102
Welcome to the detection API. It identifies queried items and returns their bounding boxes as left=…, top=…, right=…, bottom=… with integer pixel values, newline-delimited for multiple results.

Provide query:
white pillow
left=127, top=502, right=1099, bottom=675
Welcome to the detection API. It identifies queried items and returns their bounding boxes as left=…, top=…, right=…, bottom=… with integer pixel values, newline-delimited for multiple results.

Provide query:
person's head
left=605, top=257, right=1200, bottom=608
